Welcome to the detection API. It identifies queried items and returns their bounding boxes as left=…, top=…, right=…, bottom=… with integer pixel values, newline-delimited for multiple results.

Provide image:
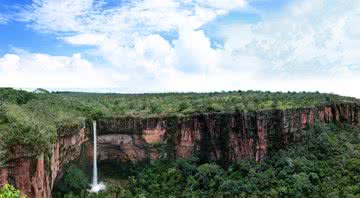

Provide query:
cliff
left=93, top=103, right=359, bottom=165
left=1, top=102, right=359, bottom=197
left=0, top=128, right=88, bottom=198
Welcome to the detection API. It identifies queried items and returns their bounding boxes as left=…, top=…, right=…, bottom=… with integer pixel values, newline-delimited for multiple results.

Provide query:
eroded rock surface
left=0, top=128, right=88, bottom=198
left=94, top=103, right=360, bottom=164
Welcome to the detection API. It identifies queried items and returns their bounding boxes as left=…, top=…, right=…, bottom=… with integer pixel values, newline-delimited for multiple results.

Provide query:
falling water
left=89, top=120, right=105, bottom=192
left=92, top=120, right=98, bottom=185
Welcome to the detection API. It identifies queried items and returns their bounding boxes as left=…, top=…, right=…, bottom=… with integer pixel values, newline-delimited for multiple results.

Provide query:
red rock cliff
left=0, top=128, right=88, bottom=198
left=93, top=103, right=359, bottom=165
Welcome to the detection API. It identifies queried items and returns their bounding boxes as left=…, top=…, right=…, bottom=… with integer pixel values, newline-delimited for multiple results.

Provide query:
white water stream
left=89, top=121, right=105, bottom=192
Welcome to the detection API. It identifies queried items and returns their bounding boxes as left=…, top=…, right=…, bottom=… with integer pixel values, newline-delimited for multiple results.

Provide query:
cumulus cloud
left=23, top=0, right=245, bottom=33
left=211, top=0, right=360, bottom=97
left=5, top=0, right=360, bottom=98
left=63, top=33, right=106, bottom=45
left=19, top=0, right=245, bottom=79
left=173, top=28, right=220, bottom=72
left=0, top=50, right=122, bottom=88
left=220, top=0, right=360, bottom=76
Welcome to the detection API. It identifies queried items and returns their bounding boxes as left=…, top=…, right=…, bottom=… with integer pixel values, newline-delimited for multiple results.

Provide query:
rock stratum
left=1, top=103, right=360, bottom=197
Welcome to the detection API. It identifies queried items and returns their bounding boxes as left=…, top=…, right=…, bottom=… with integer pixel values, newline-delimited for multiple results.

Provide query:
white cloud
left=23, top=0, right=245, bottom=75
left=197, top=0, right=247, bottom=10
left=0, top=54, right=20, bottom=72
left=37, top=0, right=246, bottom=77
left=217, top=0, right=360, bottom=86
left=6, top=0, right=360, bottom=98
left=21, top=0, right=94, bottom=32
left=23, top=0, right=246, bottom=33
left=63, top=33, right=106, bottom=45
left=0, top=51, right=121, bottom=88
left=173, top=28, right=220, bottom=72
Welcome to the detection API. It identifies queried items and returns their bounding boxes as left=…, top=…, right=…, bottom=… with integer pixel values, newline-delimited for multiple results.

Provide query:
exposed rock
left=0, top=128, right=88, bottom=198
left=175, top=117, right=201, bottom=159
left=142, top=122, right=166, bottom=144
left=95, top=103, right=360, bottom=164
left=31, top=154, right=49, bottom=198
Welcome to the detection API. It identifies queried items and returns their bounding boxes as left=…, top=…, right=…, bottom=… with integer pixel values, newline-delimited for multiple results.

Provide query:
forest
left=1, top=88, right=360, bottom=197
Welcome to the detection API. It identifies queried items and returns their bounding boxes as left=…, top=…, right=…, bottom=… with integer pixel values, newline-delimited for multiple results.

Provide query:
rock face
left=90, top=117, right=168, bottom=162
left=0, top=103, right=359, bottom=197
left=94, top=103, right=360, bottom=165
left=0, top=128, right=88, bottom=198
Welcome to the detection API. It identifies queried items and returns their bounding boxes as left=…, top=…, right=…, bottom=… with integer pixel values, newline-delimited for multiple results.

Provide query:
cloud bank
left=0, top=0, right=359, bottom=97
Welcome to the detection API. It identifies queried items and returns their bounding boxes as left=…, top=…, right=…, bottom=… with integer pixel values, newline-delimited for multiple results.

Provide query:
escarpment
left=0, top=128, right=88, bottom=198
left=1, top=102, right=359, bottom=197
left=93, top=103, right=359, bottom=165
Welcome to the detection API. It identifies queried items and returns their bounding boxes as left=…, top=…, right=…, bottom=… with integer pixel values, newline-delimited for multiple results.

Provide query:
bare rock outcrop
left=93, top=103, right=360, bottom=164
left=0, top=128, right=88, bottom=198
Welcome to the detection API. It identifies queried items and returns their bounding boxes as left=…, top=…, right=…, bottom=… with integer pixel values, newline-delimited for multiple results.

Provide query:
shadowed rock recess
left=1, top=103, right=360, bottom=197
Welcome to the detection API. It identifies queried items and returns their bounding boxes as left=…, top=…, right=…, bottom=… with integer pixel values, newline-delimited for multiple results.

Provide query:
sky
left=0, top=0, right=359, bottom=98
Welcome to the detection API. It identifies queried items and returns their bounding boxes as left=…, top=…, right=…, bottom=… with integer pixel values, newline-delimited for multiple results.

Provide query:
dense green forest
left=0, top=88, right=359, bottom=164
left=55, top=123, right=360, bottom=197
left=54, top=90, right=359, bottom=117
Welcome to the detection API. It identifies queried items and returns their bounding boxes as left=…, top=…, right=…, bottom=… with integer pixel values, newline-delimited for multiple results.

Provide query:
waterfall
left=92, top=120, right=98, bottom=186
left=89, top=120, right=105, bottom=192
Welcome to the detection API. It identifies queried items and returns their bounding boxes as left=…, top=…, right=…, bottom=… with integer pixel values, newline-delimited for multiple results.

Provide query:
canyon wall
left=0, top=102, right=359, bottom=197
left=94, top=103, right=360, bottom=165
left=0, top=128, right=88, bottom=198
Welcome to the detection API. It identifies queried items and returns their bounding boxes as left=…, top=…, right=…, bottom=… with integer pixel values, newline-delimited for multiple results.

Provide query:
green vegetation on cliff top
left=0, top=88, right=359, bottom=163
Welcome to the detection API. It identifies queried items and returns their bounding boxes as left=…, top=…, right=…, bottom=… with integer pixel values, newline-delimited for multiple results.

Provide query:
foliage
left=0, top=184, right=25, bottom=198
left=0, top=104, right=57, bottom=156
left=0, top=89, right=85, bottom=162
left=0, top=88, right=35, bottom=105
left=54, top=164, right=89, bottom=197
left=54, top=90, right=359, bottom=117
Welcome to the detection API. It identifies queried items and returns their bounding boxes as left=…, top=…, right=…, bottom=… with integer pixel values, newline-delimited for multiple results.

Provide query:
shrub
left=55, top=164, right=88, bottom=196
left=0, top=184, right=25, bottom=198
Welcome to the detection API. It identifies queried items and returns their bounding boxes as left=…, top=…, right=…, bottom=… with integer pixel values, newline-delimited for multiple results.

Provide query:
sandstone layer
left=0, top=128, right=88, bottom=198
left=93, top=103, right=359, bottom=164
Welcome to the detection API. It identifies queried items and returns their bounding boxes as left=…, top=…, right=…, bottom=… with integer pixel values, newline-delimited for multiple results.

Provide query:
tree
left=0, top=95, right=5, bottom=123
left=178, top=101, right=189, bottom=112
left=194, top=163, right=224, bottom=191
left=55, top=164, right=88, bottom=196
left=219, top=180, right=243, bottom=196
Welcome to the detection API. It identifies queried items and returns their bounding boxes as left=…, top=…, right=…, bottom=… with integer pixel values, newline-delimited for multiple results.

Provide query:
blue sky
left=0, top=0, right=359, bottom=97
